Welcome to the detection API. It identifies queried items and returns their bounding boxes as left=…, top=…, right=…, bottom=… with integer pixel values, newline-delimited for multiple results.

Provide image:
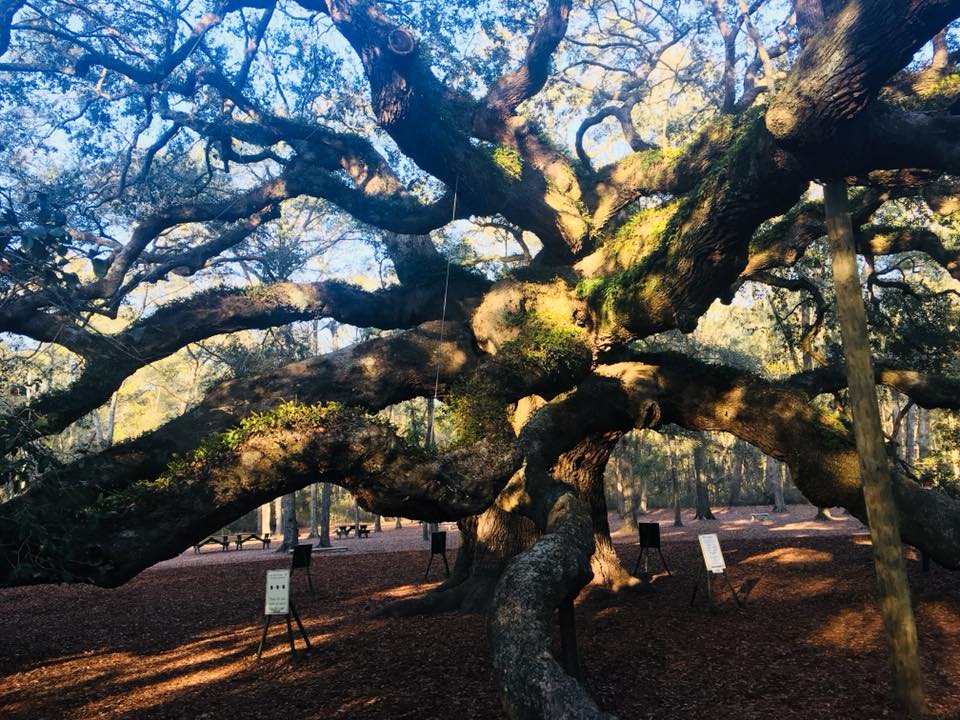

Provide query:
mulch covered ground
left=1, top=536, right=958, bottom=720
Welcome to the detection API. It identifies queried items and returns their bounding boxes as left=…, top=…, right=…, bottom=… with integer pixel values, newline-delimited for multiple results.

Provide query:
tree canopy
left=1, top=0, right=960, bottom=716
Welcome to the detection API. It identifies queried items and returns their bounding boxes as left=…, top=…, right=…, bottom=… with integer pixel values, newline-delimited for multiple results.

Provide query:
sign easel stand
left=423, top=531, right=450, bottom=581
left=257, top=568, right=312, bottom=660
left=632, top=522, right=671, bottom=582
left=690, top=533, right=742, bottom=613
left=689, top=562, right=742, bottom=613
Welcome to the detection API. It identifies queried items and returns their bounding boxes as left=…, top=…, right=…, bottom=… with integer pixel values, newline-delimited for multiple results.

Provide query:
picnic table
left=235, top=532, right=272, bottom=550
left=192, top=531, right=271, bottom=553
left=193, top=534, right=230, bottom=553
left=335, top=524, right=370, bottom=539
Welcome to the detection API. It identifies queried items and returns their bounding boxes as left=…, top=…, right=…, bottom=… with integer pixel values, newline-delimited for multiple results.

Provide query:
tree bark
left=382, top=495, right=539, bottom=616
left=824, top=180, right=924, bottom=718
left=562, top=432, right=643, bottom=591
left=693, top=442, right=715, bottom=520
left=319, top=482, right=331, bottom=548
left=279, top=493, right=298, bottom=551
left=774, top=462, right=788, bottom=513
left=669, top=438, right=683, bottom=527
left=259, top=502, right=271, bottom=536
left=728, top=452, right=743, bottom=506
left=308, top=483, right=319, bottom=538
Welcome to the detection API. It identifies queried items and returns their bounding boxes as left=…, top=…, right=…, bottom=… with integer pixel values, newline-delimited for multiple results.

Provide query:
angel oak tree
left=2, top=0, right=960, bottom=717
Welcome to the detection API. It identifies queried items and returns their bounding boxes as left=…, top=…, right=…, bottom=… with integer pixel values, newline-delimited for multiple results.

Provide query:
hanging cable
left=426, top=177, right=458, bottom=447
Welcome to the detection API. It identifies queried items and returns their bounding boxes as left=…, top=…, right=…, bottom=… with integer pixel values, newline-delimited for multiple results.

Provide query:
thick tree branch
left=766, top=0, right=960, bottom=146
left=479, top=0, right=571, bottom=120
left=785, top=364, right=960, bottom=410
left=0, top=402, right=520, bottom=587
left=591, top=353, right=960, bottom=568
left=0, top=322, right=508, bottom=586
left=1, top=276, right=489, bottom=452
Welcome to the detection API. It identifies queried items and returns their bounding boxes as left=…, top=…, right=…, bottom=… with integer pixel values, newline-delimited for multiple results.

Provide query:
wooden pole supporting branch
left=823, top=181, right=925, bottom=718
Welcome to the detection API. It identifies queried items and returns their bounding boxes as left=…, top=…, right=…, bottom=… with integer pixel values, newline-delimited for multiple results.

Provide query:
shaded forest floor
left=1, top=536, right=958, bottom=720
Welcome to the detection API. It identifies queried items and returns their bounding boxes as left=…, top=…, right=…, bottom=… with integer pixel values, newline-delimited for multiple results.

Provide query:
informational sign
left=698, top=533, right=726, bottom=574
left=264, top=569, right=290, bottom=615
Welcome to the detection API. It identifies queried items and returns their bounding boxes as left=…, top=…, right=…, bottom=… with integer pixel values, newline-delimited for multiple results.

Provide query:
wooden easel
left=256, top=601, right=312, bottom=659
left=690, top=534, right=742, bottom=613
left=689, top=562, right=742, bottom=613
left=257, top=568, right=312, bottom=660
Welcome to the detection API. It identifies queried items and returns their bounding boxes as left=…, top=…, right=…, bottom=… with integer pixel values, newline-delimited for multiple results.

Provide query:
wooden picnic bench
left=193, top=534, right=230, bottom=553
left=235, top=532, right=271, bottom=550
left=335, top=524, right=370, bottom=539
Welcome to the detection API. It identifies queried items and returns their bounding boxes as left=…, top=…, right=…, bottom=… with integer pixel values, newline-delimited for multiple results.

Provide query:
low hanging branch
left=591, top=352, right=960, bottom=569
left=0, top=401, right=521, bottom=587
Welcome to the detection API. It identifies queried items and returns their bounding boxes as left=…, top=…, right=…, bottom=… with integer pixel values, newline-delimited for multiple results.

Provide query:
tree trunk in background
left=693, top=442, right=715, bottom=520
left=307, top=483, right=319, bottom=538
left=354, top=497, right=362, bottom=535
left=801, top=301, right=815, bottom=372
left=773, top=463, right=788, bottom=513
left=259, top=502, right=271, bottom=536
left=825, top=180, right=924, bottom=718
left=394, top=517, right=403, bottom=529
left=318, top=482, right=331, bottom=547
left=728, top=453, right=743, bottom=506
left=374, top=515, right=382, bottom=532
left=639, top=472, right=649, bottom=514
left=814, top=506, right=835, bottom=521
left=273, top=496, right=282, bottom=535
left=904, top=403, right=917, bottom=467
left=621, top=467, right=638, bottom=530
left=278, top=493, right=298, bottom=551
left=918, top=407, right=930, bottom=463
left=103, top=391, right=119, bottom=449
left=668, top=438, right=683, bottom=527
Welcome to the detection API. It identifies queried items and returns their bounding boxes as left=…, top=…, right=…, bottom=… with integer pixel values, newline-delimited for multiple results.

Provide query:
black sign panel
left=638, top=522, right=661, bottom=548
left=291, top=543, right=313, bottom=568
left=431, top=531, right=447, bottom=554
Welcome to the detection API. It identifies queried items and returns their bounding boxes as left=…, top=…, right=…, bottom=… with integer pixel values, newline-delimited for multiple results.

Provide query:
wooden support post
left=824, top=181, right=925, bottom=718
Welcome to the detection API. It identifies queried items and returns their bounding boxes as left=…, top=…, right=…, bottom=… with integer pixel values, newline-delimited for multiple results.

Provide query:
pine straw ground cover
left=1, top=537, right=958, bottom=720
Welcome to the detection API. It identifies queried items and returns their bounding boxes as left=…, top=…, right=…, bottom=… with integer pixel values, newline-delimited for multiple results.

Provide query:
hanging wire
left=425, top=178, right=458, bottom=447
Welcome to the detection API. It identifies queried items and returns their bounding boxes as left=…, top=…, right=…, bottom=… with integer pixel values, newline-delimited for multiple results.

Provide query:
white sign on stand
left=698, top=533, right=726, bottom=574
left=264, top=569, right=290, bottom=615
